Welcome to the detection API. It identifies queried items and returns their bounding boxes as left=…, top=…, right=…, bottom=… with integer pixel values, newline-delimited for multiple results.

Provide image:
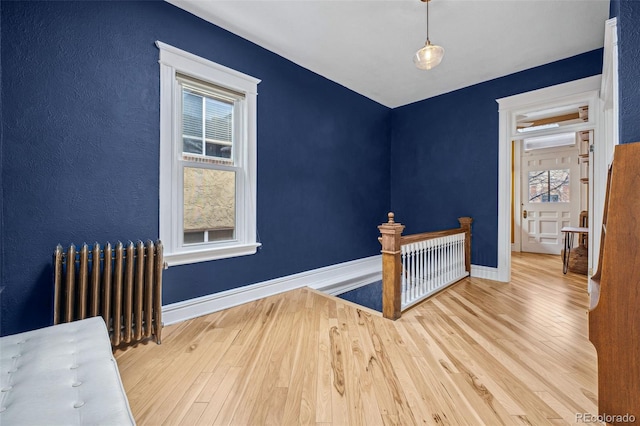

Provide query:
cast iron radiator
left=53, top=240, right=163, bottom=346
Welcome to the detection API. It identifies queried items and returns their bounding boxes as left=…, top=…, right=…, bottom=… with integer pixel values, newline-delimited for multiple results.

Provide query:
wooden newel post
left=458, top=217, right=473, bottom=274
left=378, top=212, right=405, bottom=320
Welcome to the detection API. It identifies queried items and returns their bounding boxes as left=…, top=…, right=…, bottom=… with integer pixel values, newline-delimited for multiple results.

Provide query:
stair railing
left=378, top=213, right=472, bottom=320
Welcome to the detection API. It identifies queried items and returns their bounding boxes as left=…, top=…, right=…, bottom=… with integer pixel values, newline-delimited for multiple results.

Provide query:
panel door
left=521, top=146, right=580, bottom=254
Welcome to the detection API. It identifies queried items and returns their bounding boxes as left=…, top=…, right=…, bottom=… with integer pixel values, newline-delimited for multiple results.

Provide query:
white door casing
left=497, top=75, right=601, bottom=282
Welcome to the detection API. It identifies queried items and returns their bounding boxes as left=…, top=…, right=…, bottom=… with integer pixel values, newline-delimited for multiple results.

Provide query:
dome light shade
left=414, top=41, right=444, bottom=70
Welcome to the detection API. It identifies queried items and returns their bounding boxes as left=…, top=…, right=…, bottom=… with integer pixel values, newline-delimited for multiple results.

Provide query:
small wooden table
left=560, top=226, right=589, bottom=274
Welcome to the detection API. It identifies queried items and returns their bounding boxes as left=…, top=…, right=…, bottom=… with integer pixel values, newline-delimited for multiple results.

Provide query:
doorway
left=496, top=75, right=602, bottom=282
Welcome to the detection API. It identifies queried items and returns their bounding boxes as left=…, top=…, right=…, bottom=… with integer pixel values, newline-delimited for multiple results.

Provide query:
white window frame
left=157, top=41, right=261, bottom=267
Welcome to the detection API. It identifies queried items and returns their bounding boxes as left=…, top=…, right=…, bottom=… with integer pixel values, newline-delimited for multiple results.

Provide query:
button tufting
left=72, top=381, right=82, bottom=387
left=73, top=401, right=85, bottom=408
left=70, top=364, right=79, bottom=370
left=1, top=386, right=12, bottom=392
left=8, top=368, right=17, bottom=373
left=0, top=407, right=6, bottom=413
left=11, top=354, right=21, bottom=359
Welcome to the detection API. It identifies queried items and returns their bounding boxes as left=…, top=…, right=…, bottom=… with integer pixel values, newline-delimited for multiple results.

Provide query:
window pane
left=205, top=142, right=232, bottom=159
left=182, top=91, right=202, bottom=138
left=184, top=232, right=205, bottom=244
left=183, top=137, right=202, bottom=155
left=548, top=169, right=570, bottom=202
left=205, top=97, right=233, bottom=145
left=208, top=229, right=235, bottom=241
left=183, top=167, right=236, bottom=244
left=528, top=169, right=570, bottom=203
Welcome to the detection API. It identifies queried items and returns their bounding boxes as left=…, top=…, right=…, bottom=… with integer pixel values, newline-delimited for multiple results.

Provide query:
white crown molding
left=162, top=255, right=382, bottom=325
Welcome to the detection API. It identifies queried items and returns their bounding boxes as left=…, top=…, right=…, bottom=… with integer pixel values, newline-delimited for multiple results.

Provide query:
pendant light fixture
left=414, top=0, right=444, bottom=70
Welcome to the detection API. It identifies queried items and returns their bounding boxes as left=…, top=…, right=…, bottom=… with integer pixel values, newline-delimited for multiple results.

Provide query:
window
left=528, top=169, right=570, bottom=203
left=157, top=41, right=260, bottom=266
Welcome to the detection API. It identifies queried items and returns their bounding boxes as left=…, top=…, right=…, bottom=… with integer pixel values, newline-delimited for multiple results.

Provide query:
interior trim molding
left=590, top=17, right=618, bottom=289
left=470, top=264, right=500, bottom=281
left=162, top=255, right=382, bottom=325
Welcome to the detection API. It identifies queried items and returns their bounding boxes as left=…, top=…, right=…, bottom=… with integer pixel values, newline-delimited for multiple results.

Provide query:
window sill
left=164, top=243, right=261, bottom=267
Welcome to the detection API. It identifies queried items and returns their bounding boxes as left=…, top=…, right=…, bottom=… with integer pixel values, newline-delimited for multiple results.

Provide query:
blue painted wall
left=338, top=281, right=382, bottom=313
left=0, top=1, right=391, bottom=335
left=609, top=0, right=620, bottom=21
left=0, top=0, right=4, bottom=303
left=390, top=50, right=604, bottom=267
left=0, top=0, right=614, bottom=336
left=610, top=0, right=640, bottom=144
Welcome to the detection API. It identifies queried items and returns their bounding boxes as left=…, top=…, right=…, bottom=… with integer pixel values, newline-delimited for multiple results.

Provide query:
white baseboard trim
left=162, top=255, right=382, bottom=325
left=311, top=256, right=381, bottom=296
left=470, top=264, right=501, bottom=281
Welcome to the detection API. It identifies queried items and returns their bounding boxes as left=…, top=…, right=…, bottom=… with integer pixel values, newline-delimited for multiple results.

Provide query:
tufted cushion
left=0, top=317, right=135, bottom=425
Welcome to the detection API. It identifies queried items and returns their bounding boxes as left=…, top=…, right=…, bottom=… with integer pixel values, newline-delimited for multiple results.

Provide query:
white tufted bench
left=0, top=317, right=135, bottom=425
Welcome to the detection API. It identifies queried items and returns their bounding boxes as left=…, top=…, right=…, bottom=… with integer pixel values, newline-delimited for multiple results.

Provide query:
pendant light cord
left=426, top=0, right=430, bottom=44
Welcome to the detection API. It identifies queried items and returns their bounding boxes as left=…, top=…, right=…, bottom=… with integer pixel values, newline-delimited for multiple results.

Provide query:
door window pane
left=528, top=169, right=570, bottom=203
left=183, top=167, right=236, bottom=244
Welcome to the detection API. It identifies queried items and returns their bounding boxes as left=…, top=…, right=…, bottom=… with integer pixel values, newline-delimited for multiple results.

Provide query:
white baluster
left=409, top=244, right=415, bottom=303
left=401, top=247, right=407, bottom=306
left=447, top=235, right=456, bottom=282
left=453, top=236, right=458, bottom=278
left=416, top=243, right=420, bottom=301
left=446, top=237, right=450, bottom=284
left=412, top=245, right=416, bottom=301
left=431, top=240, right=435, bottom=291
left=416, top=242, right=422, bottom=297
left=421, top=241, right=426, bottom=296
left=410, top=245, right=414, bottom=303
left=407, top=245, right=411, bottom=303
left=461, top=234, right=465, bottom=276
left=456, top=236, right=461, bottom=277
left=439, top=239, right=442, bottom=287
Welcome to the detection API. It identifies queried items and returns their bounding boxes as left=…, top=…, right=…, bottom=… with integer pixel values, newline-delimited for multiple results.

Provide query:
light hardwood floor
left=115, top=253, right=600, bottom=425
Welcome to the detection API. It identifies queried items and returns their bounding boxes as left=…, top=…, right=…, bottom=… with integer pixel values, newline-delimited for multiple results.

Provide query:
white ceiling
left=166, top=0, right=610, bottom=108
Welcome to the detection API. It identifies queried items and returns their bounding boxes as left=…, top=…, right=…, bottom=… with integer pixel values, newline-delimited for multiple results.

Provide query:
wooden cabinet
left=589, top=142, right=640, bottom=423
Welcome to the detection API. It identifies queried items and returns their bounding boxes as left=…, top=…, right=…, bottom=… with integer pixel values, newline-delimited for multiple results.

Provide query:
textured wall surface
left=609, top=0, right=620, bottom=21
left=615, top=0, right=640, bottom=144
left=390, top=50, right=603, bottom=267
left=338, top=281, right=382, bottom=313
left=0, top=1, right=391, bottom=335
left=0, top=0, right=4, bottom=299
left=0, top=0, right=3, bottom=301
